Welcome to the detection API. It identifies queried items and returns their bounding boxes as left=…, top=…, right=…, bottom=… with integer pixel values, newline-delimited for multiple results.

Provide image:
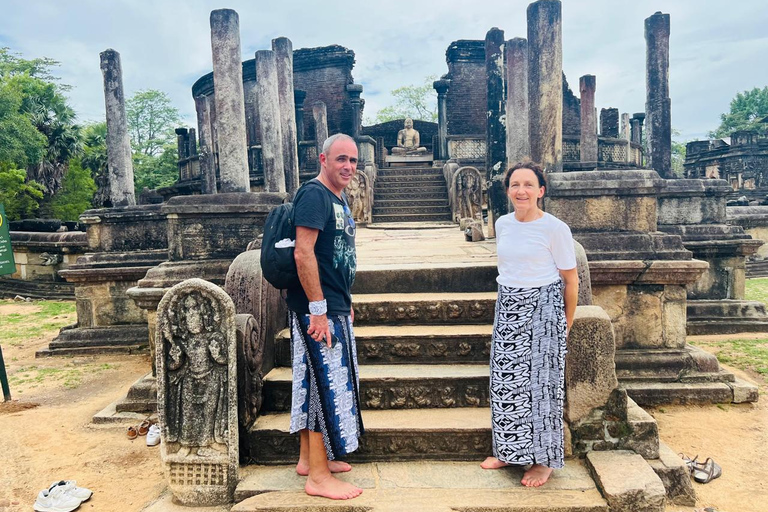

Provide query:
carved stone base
left=687, top=299, right=768, bottom=335
left=162, top=448, right=235, bottom=506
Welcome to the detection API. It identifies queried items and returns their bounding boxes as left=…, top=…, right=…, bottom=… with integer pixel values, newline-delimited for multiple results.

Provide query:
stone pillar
left=99, top=49, right=136, bottom=207
left=294, top=90, right=306, bottom=143
left=645, top=11, right=672, bottom=178
left=254, top=50, right=286, bottom=193
left=434, top=79, right=450, bottom=160
left=505, top=38, right=530, bottom=166
left=195, top=95, right=217, bottom=194
left=272, top=37, right=299, bottom=194
left=485, top=27, right=507, bottom=236
left=631, top=112, right=645, bottom=145
left=346, top=84, right=363, bottom=140
left=579, top=75, right=597, bottom=163
left=175, top=128, right=189, bottom=160
left=600, top=108, right=619, bottom=138
left=209, top=9, right=250, bottom=193
left=188, top=128, right=198, bottom=156
left=621, top=113, right=631, bottom=140
left=527, top=0, right=563, bottom=173
left=312, top=101, right=329, bottom=158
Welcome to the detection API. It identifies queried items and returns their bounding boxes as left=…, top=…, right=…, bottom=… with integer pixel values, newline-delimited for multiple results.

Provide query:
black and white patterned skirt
left=490, top=279, right=567, bottom=469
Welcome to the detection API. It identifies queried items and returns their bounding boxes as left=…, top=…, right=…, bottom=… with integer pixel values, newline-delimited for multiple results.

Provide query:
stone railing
left=447, top=135, right=486, bottom=163
left=563, top=136, right=644, bottom=167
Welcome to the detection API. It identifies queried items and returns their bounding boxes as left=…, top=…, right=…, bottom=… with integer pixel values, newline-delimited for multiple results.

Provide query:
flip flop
left=138, top=419, right=152, bottom=436
left=692, top=458, right=722, bottom=484
left=127, top=426, right=138, bottom=440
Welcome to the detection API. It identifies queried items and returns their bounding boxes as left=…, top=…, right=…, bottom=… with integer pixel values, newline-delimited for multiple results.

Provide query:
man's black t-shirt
left=285, top=179, right=357, bottom=316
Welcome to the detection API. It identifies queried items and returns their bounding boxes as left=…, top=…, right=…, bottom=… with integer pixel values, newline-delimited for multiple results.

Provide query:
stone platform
left=233, top=460, right=609, bottom=512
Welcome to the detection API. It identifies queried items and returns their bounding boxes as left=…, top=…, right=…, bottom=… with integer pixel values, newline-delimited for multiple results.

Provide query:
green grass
left=746, top=277, right=768, bottom=305
left=9, top=362, right=118, bottom=389
left=0, top=299, right=76, bottom=346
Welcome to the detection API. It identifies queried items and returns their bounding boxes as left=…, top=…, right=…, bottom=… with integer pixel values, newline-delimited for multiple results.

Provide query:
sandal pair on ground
left=680, top=453, right=722, bottom=484
left=33, top=480, right=92, bottom=512
left=127, top=418, right=160, bottom=446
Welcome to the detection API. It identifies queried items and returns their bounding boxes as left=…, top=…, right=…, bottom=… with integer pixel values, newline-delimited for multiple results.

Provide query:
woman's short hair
left=503, top=161, right=547, bottom=190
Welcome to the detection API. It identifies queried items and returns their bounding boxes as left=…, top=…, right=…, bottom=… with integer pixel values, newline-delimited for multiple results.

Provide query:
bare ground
left=1, top=305, right=766, bottom=512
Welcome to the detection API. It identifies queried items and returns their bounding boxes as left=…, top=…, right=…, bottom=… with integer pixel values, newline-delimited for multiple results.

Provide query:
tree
left=0, top=164, right=45, bottom=220
left=126, top=89, right=182, bottom=157
left=1, top=48, right=82, bottom=195
left=47, top=158, right=96, bottom=221
left=711, top=86, right=768, bottom=138
left=0, top=79, right=46, bottom=167
left=372, top=76, right=438, bottom=124
left=133, top=143, right=179, bottom=192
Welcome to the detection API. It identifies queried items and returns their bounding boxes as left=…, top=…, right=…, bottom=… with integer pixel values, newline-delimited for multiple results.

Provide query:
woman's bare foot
left=296, top=460, right=352, bottom=476
left=480, top=456, right=510, bottom=469
left=305, top=473, right=363, bottom=500
left=521, top=464, right=554, bottom=487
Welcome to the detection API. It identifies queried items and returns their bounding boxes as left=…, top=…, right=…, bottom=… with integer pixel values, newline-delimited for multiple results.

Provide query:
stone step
left=233, top=460, right=608, bottom=511
left=262, top=364, right=490, bottom=412
left=687, top=299, right=768, bottom=317
left=377, top=167, right=444, bottom=177
left=375, top=176, right=446, bottom=186
left=373, top=198, right=449, bottom=207
left=372, top=212, right=453, bottom=223
left=614, top=346, right=723, bottom=381
left=248, top=408, right=492, bottom=464
left=621, top=381, right=737, bottom=406
left=373, top=206, right=452, bottom=216
left=275, top=324, right=494, bottom=366
left=374, top=188, right=448, bottom=200
left=353, top=292, right=497, bottom=326
left=586, top=451, right=666, bottom=512
left=687, top=318, right=768, bottom=335
left=37, top=325, right=150, bottom=357
left=353, top=262, right=498, bottom=294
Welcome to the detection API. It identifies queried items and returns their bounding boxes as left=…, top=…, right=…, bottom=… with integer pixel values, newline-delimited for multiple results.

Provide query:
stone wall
left=684, top=131, right=768, bottom=194
left=444, top=40, right=486, bottom=136
left=562, top=74, right=581, bottom=136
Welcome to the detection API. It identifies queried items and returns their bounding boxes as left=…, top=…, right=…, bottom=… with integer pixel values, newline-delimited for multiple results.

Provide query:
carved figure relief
left=163, top=290, right=228, bottom=454
left=452, top=166, right=483, bottom=223
left=345, top=171, right=371, bottom=224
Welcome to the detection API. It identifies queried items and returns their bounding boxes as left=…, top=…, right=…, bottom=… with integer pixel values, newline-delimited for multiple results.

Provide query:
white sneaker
left=146, top=424, right=161, bottom=446
left=48, top=480, right=92, bottom=502
left=33, top=486, right=82, bottom=512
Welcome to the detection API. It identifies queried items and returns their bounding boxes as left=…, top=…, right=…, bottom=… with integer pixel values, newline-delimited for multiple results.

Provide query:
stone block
left=156, top=278, right=238, bottom=505
left=565, top=306, right=618, bottom=423
left=730, top=377, right=759, bottom=403
left=647, top=442, right=696, bottom=506
left=586, top=450, right=666, bottom=512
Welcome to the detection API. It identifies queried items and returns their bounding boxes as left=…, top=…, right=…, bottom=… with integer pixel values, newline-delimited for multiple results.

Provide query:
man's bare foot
left=480, top=456, right=510, bottom=469
left=296, top=460, right=352, bottom=476
left=521, top=464, right=554, bottom=487
left=305, top=473, right=363, bottom=500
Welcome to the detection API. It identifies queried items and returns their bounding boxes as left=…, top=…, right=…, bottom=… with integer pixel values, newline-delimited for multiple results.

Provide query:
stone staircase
left=372, top=165, right=452, bottom=223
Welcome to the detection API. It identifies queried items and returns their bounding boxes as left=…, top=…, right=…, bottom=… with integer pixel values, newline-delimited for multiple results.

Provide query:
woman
left=481, top=161, right=579, bottom=487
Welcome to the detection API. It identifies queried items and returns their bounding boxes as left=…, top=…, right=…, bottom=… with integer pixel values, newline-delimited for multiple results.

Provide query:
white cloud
left=2, top=0, right=766, bottom=141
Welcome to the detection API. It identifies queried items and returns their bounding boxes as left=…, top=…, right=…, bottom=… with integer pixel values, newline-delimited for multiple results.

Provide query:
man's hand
left=307, top=314, right=332, bottom=348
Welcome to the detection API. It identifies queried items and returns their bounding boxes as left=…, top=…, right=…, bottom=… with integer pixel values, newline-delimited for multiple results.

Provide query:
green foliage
left=711, top=86, right=768, bottom=138
left=0, top=165, right=44, bottom=220
left=0, top=47, right=82, bottom=199
left=47, top=158, right=96, bottom=221
left=671, top=129, right=687, bottom=177
left=372, top=76, right=438, bottom=124
left=126, top=89, right=182, bottom=157
left=133, top=143, right=179, bottom=194
left=0, top=76, right=46, bottom=167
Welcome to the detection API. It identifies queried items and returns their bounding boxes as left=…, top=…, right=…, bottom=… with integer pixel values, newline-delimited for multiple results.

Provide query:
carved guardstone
left=156, top=278, right=238, bottom=505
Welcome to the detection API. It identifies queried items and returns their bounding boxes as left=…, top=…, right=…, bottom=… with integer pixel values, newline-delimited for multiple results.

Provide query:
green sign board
left=0, top=204, right=16, bottom=276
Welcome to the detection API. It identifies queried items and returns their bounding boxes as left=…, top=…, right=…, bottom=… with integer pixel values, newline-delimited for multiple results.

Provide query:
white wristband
left=309, top=299, right=327, bottom=316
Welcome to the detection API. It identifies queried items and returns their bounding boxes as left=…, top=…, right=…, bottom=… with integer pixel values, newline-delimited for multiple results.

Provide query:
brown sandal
left=127, top=426, right=138, bottom=440
left=138, top=419, right=152, bottom=436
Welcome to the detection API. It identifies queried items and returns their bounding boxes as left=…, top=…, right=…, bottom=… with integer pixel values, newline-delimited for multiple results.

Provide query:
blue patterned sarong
left=289, top=312, right=364, bottom=459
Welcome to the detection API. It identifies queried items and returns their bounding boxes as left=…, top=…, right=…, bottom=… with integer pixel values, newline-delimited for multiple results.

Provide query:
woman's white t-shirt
left=495, top=212, right=577, bottom=288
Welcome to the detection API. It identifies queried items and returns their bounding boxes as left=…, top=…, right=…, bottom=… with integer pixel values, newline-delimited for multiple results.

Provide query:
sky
left=1, top=0, right=767, bottom=142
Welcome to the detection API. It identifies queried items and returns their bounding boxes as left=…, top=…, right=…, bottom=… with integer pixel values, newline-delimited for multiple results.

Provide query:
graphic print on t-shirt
left=334, top=203, right=356, bottom=285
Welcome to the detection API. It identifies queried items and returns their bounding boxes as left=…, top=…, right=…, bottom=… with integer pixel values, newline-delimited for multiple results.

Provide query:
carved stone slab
left=156, top=278, right=238, bottom=505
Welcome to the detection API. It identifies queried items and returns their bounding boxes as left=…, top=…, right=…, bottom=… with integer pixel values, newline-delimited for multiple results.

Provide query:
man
left=286, top=133, right=364, bottom=500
